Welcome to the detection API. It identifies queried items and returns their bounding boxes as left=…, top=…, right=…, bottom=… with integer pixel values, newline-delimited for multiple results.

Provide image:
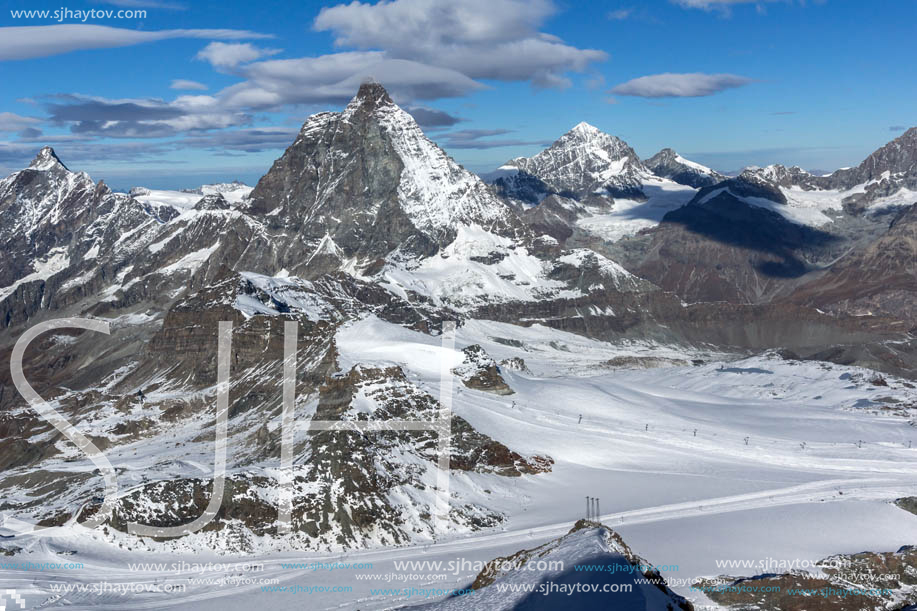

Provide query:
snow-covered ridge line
left=131, top=182, right=253, bottom=213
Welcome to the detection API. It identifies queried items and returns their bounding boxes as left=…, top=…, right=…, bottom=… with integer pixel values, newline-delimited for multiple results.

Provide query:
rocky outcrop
left=739, top=164, right=821, bottom=192
left=697, top=545, right=917, bottom=611
left=831, top=126, right=917, bottom=197
left=895, top=496, right=917, bottom=516
left=520, top=194, right=585, bottom=243
left=453, top=345, right=514, bottom=395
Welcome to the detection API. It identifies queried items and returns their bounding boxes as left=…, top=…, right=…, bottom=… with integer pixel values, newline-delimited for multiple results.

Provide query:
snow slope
left=575, top=176, right=697, bottom=242
left=132, top=183, right=253, bottom=213
left=2, top=316, right=916, bottom=609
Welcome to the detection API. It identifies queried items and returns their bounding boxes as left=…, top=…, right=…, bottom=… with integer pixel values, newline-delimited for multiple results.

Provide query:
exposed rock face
left=520, top=194, right=585, bottom=243
left=788, top=203, right=917, bottom=319
left=493, top=122, right=651, bottom=204
left=7, top=272, right=548, bottom=548
left=246, top=82, right=522, bottom=272
left=736, top=128, right=917, bottom=211
left=193, top=193, right=231, bottom=211
left=645, top=148, right=725, bottom=188
left=614, top=128, right=916, bottom=316
left=895, top=496, right=917, bottom=516
left=831, top=126, right=917, bottom=191
left=0, top=148, right=159, bottom=329
left=0, top=147, right=111, bottom=295
left=453, top=345, right=514, bottom=395
left=631, top=188, right=839, bottom=304
left=499, top=356, right=531, bottom=374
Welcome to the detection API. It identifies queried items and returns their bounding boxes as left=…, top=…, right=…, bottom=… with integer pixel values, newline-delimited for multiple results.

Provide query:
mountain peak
left=556, top=122, right=628, bottom=152
left=497, top=122, right=649, bottom=202
left=29, top=146, right=69, bottom=172
left=649, top=147, right=678, bottom=160
left=645, top=148, right=724, bottom=188
left=351, top=81, right=395, bottom=112
left=248, top=83, right=519, bottom=264
left=570, top=121, right=601, bottom=136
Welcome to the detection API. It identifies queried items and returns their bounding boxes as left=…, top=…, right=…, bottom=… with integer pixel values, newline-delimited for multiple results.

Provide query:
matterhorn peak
left=348, top=81, right=395, bottom=114
left=29, top=146, right=69, bottom=172
left=247, top=82, right=519, bottom=267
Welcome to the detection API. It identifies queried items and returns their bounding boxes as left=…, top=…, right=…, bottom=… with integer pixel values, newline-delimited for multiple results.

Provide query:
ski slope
left=2, top=317, right=916, bottom=609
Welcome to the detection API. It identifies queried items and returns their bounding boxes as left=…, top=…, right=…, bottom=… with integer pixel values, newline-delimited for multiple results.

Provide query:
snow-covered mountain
left=492, top=122, right=652, bottom=205
left=644, top=147, right=725, bottom=188
left=246, top=82, right=522, bottom=268
left=489, top=124, right=700, bottom=245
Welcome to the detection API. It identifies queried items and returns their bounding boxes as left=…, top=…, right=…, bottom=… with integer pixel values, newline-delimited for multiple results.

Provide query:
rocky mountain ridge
left=644, top=147, right=725, bottom=188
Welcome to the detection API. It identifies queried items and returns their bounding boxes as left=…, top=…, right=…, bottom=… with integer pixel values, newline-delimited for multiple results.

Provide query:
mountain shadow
left=661, top=187, right=840, bottom=279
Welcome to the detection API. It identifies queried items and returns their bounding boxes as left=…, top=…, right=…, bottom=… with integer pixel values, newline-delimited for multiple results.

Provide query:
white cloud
left=180, top=126, right=299, bottom=152
left=611, top=72, right=753, bottom=97
left=100, top=0, right=188, bottom=9
left=206, top=0, right=606, bottom=116
left=0, top=25, right=273, bottom=62
left=0, top=112, right=40, bottom=132
left=608, top=8, right=634, bottom=20
left=672, top=0, right=804, bottom=12
left=170, top=79, right=208, bottom=91
left=43, top=93, right=250, bottom=138
left=2, top=0, right=608, bottom=168
left=674, top=0, right=759, bottom=6
left=438, top=128, right=549, bottom=149
left=195, top=42, right=281, bottom=69
left=219, top=54, right=484, bottom=109
left=313, top=0, right=606, bottom=88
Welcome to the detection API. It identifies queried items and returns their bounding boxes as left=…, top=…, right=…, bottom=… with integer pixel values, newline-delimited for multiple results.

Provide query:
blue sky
left=1, top=0, right=915, bottom=190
